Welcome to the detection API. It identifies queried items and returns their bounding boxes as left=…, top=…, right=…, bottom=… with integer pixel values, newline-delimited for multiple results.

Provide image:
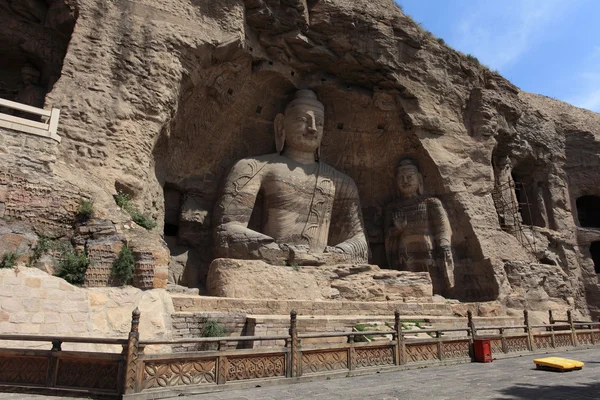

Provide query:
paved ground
left=1, top=348, right=599, bottom=399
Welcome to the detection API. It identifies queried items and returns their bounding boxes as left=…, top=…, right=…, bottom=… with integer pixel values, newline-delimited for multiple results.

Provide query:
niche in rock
left=510, top=169, right=553, bottom=229
left=576, top=195, right=600, bottom=228
left=591, top=242, right=600, bottom=274
left=0, top=1, right=77, bottom=110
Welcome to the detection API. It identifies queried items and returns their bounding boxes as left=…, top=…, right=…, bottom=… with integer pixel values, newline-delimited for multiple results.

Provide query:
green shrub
left=114, top=191, right=156, bottom=230
left=131, top=211, right=157, bottom=230
left=466, top=53, right=480, bottom=65
left=114, top=191, right=133, bottom=212
left=0, top=252, right=18, bottom=269
left=27, top=236, right=54, bottom=267
left=55, top=244, right=89, bottom=285
left=201, top=319, right=227, bottom=338
left=112, top=245, right=135, bottom=285
left=76, top=199, right=94, bottom=221
left=354, top=322, right=375, bottom=341
left=436, top=37, right=446, bottom=45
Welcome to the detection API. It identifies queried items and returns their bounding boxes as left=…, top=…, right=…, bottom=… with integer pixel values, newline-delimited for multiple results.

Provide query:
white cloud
left=567, top=46, right=600, bottom=112
left=452, top=0, right=575, bottom=70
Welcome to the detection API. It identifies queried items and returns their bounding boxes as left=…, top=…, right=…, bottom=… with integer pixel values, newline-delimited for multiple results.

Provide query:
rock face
left=207, top=258, right=432, bottom=301
left=0, top=0, right=599, bottom=317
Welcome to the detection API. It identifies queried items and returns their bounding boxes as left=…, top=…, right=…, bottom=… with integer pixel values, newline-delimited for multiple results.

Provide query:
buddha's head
left=274, top=90, right=325, bottom=159
left=396, top=158, right=423, bottom=198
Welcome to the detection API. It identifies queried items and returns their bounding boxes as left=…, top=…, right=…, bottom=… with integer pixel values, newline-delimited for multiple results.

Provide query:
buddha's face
left=282, top=104, right=324, bottom=153
left=397, top=165, right=421, bottom=198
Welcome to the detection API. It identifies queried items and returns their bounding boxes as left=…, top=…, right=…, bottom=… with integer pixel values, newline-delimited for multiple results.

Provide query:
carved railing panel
left=227, top=355, right=286, bottom=381
left=554, top=333, right=572, bottom=348
left=576, top=332, right=593, bottom=346
left=143, top=359, right=217, bottom=389
left=442, top=340, right=470, bottom=359
left=302, top=350, right=348, bottom=374
left=355, top=346, right=394, bottom=368
left=593, top=332, right=600, bottom=343
left=405, top=342, right=438, bottom=363
left=55, top=359, right=120, bottom=392
left=534, top=334, right=552, bottom=349
left=505, top=336, right=528, bottom=353
left=489, top=338, right=504, bottom=354
left=0, top=356, right=48, bottom=386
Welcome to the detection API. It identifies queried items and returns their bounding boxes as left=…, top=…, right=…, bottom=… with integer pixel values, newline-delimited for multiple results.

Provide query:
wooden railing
left=0, top=98, right=61, bottom=142
left=1, top=308, right=599, bottom=399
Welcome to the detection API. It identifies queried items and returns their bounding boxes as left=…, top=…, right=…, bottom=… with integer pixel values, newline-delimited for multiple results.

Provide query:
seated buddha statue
left=213, top=90, right=368, bottom=266
left=384, top=159, right=455, bottom=294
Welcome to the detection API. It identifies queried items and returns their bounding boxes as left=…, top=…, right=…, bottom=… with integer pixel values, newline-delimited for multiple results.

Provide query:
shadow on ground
left=500, top=370, right=600, bottom=399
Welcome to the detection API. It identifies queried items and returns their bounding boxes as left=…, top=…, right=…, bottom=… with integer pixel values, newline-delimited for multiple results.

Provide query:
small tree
left=111, top=245, right=135, bottom=285
left=55, top=244, right=89, bottom=285
left=76, top=199, right=94, bottom=222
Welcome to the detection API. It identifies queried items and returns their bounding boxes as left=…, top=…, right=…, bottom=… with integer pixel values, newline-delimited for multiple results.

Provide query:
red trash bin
left=473, top=338, right=493, bottom=362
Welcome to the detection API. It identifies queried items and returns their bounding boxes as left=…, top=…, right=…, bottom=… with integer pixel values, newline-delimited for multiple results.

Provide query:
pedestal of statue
left=206, top=258, right=433, bottom=301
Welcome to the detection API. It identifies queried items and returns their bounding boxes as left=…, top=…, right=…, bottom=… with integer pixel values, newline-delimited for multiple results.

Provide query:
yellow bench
left=534, top=357, right=584, bottom=372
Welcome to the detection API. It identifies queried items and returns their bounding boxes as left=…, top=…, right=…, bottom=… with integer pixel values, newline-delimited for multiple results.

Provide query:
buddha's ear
left=418, top=173, right=424, bottom=195
left=274, top=113, right=285, bottom=153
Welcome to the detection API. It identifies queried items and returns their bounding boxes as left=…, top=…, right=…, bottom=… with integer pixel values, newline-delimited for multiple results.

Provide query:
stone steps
left=169, top=295, right=523, bottom=349
left=170, top=294, right=459, bottom=316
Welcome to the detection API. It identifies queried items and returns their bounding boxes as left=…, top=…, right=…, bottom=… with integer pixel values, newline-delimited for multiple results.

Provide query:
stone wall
left=0, top=267, right=174, bottom=353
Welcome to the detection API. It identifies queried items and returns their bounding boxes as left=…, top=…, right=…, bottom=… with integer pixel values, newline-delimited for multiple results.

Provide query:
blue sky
left=396, top=0, right=600, bottom=113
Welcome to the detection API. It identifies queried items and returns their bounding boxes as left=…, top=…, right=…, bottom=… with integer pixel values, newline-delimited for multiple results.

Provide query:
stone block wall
left=170, top=312, right=248, bottom=352
left=0, top=267, right=174, bottom=353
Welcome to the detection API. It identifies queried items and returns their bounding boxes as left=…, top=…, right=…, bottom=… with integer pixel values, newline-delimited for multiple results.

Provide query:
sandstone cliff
left=1, top=0, right=599, bottom=317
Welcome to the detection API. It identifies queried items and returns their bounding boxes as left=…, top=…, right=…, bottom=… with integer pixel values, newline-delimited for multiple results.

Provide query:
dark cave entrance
left=591, top=242, right=600, bottom=274
left=163, top=185, right=182, bottom=238
left=0, top=1, right=77, bottom=111
left=576, top=195, right=600, bottom=228
left=510, top=170, right=554, bottom=229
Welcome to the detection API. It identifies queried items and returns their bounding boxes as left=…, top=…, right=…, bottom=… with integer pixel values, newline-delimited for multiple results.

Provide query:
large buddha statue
left=213, top=90, right=368, bottom=266
left=384, top=159, right=455, bottom=294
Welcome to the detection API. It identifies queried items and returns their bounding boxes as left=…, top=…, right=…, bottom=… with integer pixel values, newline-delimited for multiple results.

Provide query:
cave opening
left=0, top=1, right=77, bottom=113
left=591, top=242, right=600, bottom=274
left=576, top=195, right=600, bottom=228
left=163, top=185, right=182, bottom=238
left=510, top=169, right=552, bottom=229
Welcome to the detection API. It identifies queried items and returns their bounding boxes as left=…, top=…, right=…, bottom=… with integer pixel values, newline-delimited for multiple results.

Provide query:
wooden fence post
left=467, top=311, right=475, bottom=360
left=348, top=334, right=355, bottom=371
left=436, top=331, right=443, bottom=360
left=123, top=307, right=141, bottom=394
left=289, top=311, right=299, bottom=377
left=395, top=311, right=406, bottom=365
left=46, top=339, right=62, bottom=387
left=568, top=310, right=578, bottom=347
left=524, top=310, right=534, bottom=351
left=393, top=311, right=400, bottom=365
left=499, top=328, right=507, bottom=354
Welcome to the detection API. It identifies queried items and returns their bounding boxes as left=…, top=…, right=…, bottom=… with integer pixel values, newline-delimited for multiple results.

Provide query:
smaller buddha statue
left=384, top=159, right=455, bottom=294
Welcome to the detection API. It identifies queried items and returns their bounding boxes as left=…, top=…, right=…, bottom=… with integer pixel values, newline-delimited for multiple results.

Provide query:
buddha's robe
left=214, top=153, right=368, bottom=263
left=384, top=196, right=454, bottom=291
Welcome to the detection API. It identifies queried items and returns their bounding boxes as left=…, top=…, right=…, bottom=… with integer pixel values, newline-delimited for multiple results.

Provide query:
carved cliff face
left=281, top=105, right=325, bottom=154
